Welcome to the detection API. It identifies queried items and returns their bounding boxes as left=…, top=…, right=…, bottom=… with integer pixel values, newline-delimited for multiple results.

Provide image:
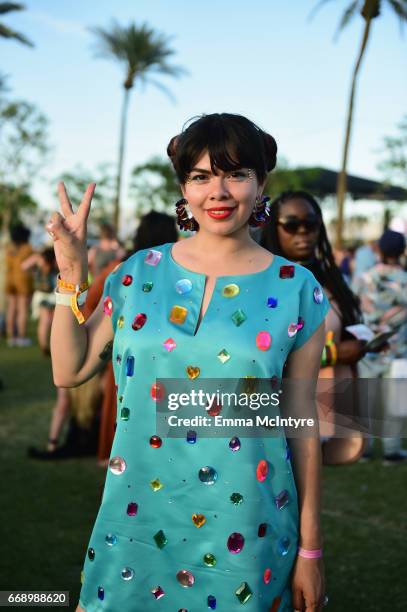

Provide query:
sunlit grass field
left=0, top=331, right=406, bottom=611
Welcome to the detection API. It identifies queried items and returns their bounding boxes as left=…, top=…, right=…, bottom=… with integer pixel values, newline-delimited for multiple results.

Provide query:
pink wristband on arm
left=298, top=547, right=323, bottom=559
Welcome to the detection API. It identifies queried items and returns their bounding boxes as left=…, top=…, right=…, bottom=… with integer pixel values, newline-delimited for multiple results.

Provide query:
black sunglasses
left=278, top=216, right=321, bottom=235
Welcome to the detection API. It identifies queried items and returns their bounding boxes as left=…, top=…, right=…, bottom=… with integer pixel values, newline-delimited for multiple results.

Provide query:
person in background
left=337, top=244, right=356, bottom=286
left=21, top=247, right=58, bottom=353
left=353, top=239, right=378, bottom=283
left=260, top=190, right=366, bottom=464
left=87, top=222, right=125, bottom=278
left=24, top=247, right=71, bottom=457
left=5, top=223, right=34, bottom=347
left=355, top=229, right=407, bottom=463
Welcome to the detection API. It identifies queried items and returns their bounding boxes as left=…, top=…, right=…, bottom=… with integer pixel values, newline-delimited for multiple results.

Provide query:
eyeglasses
left=278, top=217, right=321, bottom=234
left=185, top=169, right=255, bottom=185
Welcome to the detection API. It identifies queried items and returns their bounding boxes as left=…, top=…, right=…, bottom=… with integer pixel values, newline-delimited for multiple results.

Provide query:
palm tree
left=0, top=2, right=34, bottom=46
left=90, top=21, right=186, bottom=232
left=311, top=0, right=407, bottom=247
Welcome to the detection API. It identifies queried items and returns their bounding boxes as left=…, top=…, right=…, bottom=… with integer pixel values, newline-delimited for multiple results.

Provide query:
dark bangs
left=174, top=114, right=272, bottom=184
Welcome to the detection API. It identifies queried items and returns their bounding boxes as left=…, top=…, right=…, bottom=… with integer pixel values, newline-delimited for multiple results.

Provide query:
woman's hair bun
left=261, top=132, right=277, bottom=172
left=167, top=135, right=180, bottom=162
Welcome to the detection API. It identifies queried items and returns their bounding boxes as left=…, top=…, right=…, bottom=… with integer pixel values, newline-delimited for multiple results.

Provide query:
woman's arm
left=51, top=293, right=113, bottom=387
left=47, top=182, right=115, bottom=388
left=334, top=338, right=365, bottom=365
left=285, top=320, right=325, bottom=548
left=284, top=321, right=326, bottom=611
left=21, top=252, right=42, bottom=271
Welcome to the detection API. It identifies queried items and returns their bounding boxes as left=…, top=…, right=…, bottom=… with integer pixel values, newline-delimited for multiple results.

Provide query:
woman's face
left=181, top=151, right=264, bottom=236
left=276, top=198, right=321, bottom=261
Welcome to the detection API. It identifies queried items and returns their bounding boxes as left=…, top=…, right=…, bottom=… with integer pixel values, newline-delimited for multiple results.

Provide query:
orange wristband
left=56, top=275, right=88, bottom=324
left=325, top=330, right=337, bottom=366
left=329, top=341, right=337, bottom=365
left=70, top=292, right=85, bottom=325
left=57, top=274, right=89, bottom=293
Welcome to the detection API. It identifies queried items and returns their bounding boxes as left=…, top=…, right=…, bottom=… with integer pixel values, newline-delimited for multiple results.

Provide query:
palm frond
left=387, top=0, right=407, bottom=33
left=139, top=75, right=177, bottom=103
left=89, top=20, right=185, bottom=92
left=334, top=0, right=359, bottom=39
left=0, top=22, right=33, bottom=45
left=146, top=60, right=187, bottom=79
left=0, top=2, right=25, bottom=15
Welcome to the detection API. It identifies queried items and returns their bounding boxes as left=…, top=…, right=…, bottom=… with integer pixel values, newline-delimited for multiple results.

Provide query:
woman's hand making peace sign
left=46, top=182, right=95, bottom=281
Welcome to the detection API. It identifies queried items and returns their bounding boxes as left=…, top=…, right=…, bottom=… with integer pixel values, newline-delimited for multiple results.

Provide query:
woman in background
left=260, top=190, right=366, bottom=464
left=88, top=222, right=125, bottom=278
left=5, top=223, right=34, bottom=347
left=24, top=247, right=71, bottom=457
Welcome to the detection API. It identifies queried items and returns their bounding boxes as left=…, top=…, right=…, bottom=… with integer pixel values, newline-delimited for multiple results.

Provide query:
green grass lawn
left=0, top=332, right=406, bottom=611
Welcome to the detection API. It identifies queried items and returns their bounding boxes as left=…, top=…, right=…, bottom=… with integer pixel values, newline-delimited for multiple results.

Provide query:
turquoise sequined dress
left=79, top=242, right=329, bottom=612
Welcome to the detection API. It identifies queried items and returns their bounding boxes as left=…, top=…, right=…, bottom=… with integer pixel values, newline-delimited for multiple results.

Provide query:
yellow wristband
left=71, top=292, right=85, bottom=325
left=54, top=289, right=87, bottom=324
left=325, top=330, right=337, bottom=366
left=57, top=274, right=89, bottom=293
left=329, top=341, right=337, bottom=365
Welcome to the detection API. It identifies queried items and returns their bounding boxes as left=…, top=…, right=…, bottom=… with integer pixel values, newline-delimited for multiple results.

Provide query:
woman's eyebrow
left=190, top=167, right=212, bottom=173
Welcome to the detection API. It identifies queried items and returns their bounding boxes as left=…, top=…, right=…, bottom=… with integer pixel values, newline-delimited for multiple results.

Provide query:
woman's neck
left=187, top=229, right=258, bottom=260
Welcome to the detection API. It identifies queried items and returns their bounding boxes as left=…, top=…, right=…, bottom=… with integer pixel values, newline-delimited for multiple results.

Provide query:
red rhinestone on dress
left=279, top=265, right=295, bottom=279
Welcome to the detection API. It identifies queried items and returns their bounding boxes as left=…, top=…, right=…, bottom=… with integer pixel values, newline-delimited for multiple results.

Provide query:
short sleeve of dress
left=101, top=261, right=125, bottom=332
left=290, top=270, right=330, bottom=352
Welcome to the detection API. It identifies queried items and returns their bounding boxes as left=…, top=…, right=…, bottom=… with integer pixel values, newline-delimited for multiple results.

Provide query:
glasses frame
left=277, top=217, right=321, bottom=235
left=185, top=168, right=256, bottom=185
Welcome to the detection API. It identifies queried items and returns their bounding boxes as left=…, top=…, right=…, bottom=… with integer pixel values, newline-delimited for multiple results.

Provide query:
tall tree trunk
left=113, top=87, right=130, bottom=234
left=335, top=17, right=373, bottom=248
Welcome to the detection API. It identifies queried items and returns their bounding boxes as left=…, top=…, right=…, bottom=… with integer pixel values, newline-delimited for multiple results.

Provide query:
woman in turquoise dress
left=48, top=113, right=329, bottom=611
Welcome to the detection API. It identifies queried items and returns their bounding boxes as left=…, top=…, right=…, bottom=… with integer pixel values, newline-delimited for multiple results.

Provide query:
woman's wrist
left=298, top=546, right=323, bottom=559
left=299, top=538, right=323, bottom=550
left=58, top=266, right=88, bottom=287
left=299, top=519, right=322, bottom=549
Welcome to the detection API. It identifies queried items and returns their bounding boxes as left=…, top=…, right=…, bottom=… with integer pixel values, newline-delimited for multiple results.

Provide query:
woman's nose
left=209, top=176, right=230, bottom=199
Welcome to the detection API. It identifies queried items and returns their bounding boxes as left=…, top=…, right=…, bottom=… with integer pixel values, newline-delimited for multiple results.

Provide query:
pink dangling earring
left=248, top=195, right=271, bottom=227
left=175, top=198, right=199, bottom=232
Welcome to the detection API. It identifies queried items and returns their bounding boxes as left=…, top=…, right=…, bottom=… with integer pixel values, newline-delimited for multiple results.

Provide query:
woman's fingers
left=292, top=588, right=306, bottom=611
left=46, top=212, right=72, bottom=242
left=57, top=182, right=74, bottom=217
left=56, top=181, right=95, bottom=224
left=78, top=183, right=96, bottom=221
left=304, top=589, right=323, bottom=611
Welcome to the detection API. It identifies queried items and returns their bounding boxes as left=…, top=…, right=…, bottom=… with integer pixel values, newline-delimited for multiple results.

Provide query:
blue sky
left=1, top=0, right=406, bottom=225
